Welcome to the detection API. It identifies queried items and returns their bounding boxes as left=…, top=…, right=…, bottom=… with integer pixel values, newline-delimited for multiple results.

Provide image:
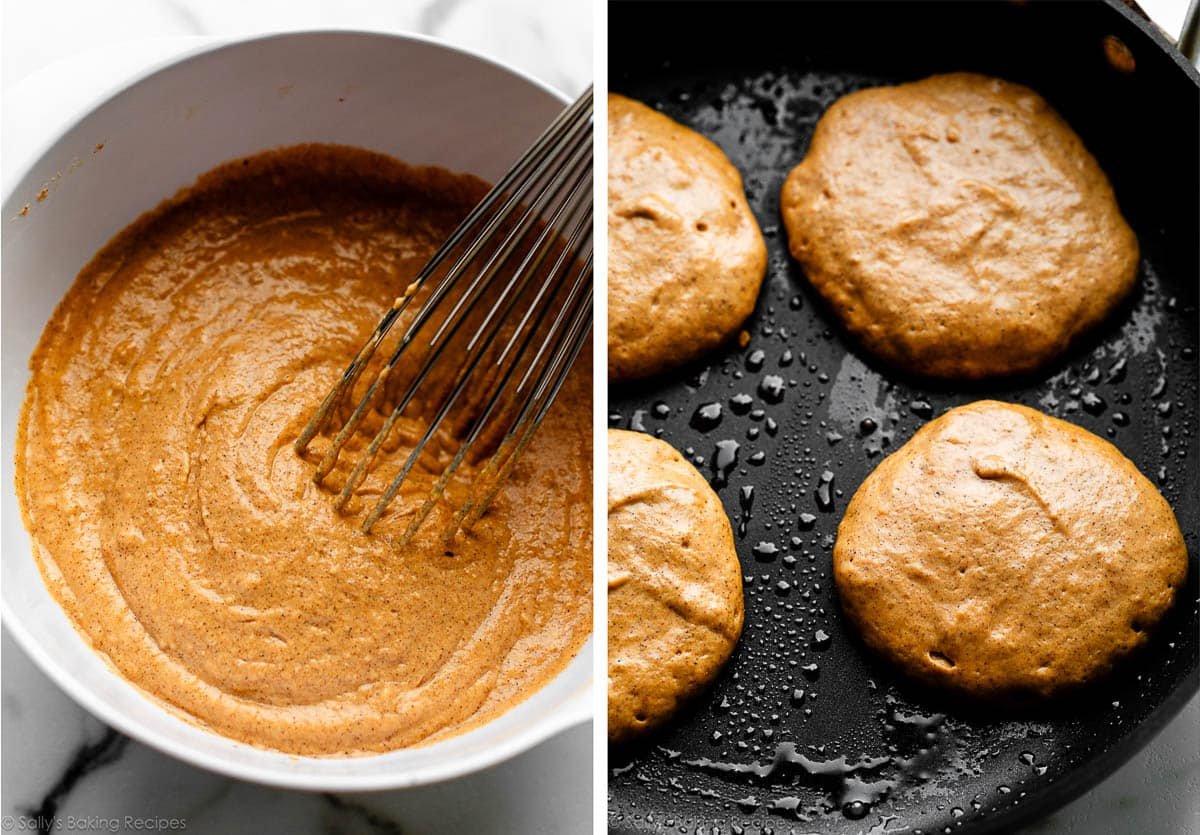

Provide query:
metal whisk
left=294, top=86, right=593, bottom=542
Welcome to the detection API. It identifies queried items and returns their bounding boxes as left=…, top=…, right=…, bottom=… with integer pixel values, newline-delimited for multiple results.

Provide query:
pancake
left=608, top=429, right=744, bottom=741
left=608, top=93, right=767, bottom=381
left=781, top=73, right=1139, bottom=379
left=833, top=401, right=1187, bottom=701
left=15, top=145, right=593, bottom=755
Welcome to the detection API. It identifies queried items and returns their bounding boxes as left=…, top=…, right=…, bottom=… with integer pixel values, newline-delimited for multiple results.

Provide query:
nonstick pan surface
left=607, top=2, right=1199, bottom=832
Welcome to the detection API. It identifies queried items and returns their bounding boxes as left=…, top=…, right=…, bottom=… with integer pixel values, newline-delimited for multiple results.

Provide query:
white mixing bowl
left=1, top=30, right=592, bottom=791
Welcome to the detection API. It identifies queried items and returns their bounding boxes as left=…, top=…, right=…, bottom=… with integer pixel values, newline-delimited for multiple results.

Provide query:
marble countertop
left=2, top=1, right=1197, bottom=833
left=2, top=631, right=591, bottom=834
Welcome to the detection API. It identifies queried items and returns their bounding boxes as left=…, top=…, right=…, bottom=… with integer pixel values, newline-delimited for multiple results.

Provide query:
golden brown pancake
left=834, top=401, right=1186, bottom=701
left=16, top=145, right=592, bottom=755
left=781, top=73, right=1139, bottom=379
left=608, top=93, right=767, bottom=381
left=608, top=429, right=744, bottom=742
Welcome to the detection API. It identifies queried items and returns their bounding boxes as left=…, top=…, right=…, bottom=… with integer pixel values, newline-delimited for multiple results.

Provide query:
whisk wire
left=297, top=86, right=594, bottom=541
left=332, top=137, right=592, bottom=512
left=388, top=211, right=594, bottom=542
left=294, top=86, right=592, bottom=457
left=426, top=141, right=592, bottom=354
left=349, top=185, right=589, bottom=523
left=454, top=257, right=593, bottom=537
left=309, top=109, right=592, bottom=483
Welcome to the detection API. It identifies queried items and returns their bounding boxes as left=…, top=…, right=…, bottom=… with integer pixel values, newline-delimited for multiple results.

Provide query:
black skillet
left=607, top=2, right=1199, bottom=832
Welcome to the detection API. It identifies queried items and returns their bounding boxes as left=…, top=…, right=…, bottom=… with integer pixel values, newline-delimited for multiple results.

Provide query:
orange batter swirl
left=16, top=145, right=593, bottom=755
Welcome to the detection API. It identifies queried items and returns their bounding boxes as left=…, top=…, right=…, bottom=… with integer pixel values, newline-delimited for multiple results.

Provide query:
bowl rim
left=1, top=27, right=593, bottom=792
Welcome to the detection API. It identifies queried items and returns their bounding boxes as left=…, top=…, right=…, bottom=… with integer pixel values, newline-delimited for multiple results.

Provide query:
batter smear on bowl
left=15, top=145, right=593, bottom=756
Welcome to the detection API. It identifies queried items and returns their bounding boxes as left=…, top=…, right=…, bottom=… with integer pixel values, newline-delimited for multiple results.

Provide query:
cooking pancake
left=833, top=400, right=1186, bottom=701
left=15, top=145, right=593, bottom=755
left=608, top=93, right=767, bottom=381
left=608, top=429, right=744, bottom=742
left=781, top=73, right=1139, bottom=379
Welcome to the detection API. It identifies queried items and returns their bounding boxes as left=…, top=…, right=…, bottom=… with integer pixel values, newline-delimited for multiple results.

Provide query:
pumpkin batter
left=16, top=145, right=593, bottom=755
left=781, top=73, right=1139, bottom=379
left=608, top=94, right=767, bottom=381
left=608, top=429, right=743, bottom=742
left=834, top=401, right=1186, bottom=701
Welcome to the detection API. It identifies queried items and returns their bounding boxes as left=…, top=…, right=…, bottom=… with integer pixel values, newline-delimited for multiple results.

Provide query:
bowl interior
left=1, top=31, right=591, bottom=790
